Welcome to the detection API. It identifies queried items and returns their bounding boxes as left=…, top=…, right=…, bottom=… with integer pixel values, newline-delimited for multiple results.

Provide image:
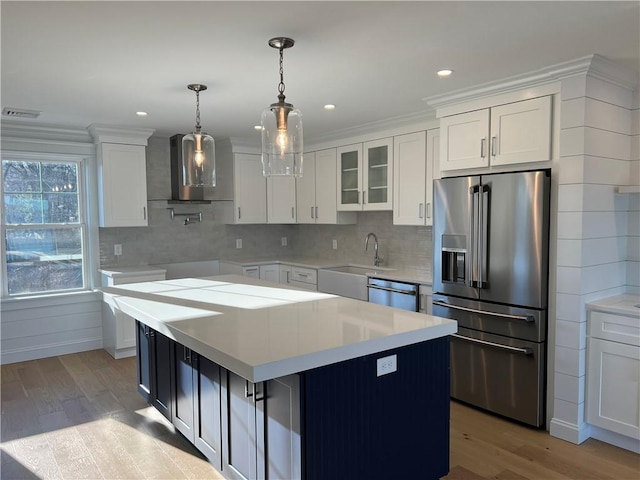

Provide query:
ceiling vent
left=2, top=107, right=41, bottom=119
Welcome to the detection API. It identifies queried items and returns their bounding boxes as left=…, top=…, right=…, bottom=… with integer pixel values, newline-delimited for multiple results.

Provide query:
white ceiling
left=2, top=1, right=639, bottom=142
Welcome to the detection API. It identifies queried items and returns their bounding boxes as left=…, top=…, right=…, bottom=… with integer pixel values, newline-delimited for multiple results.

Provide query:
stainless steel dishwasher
left=367, top=277, right=419, bottom=311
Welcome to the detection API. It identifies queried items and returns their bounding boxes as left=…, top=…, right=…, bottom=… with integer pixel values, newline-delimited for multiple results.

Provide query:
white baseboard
left=549, top=417, right=591, bottom=444
left=1, top=337, right=103, bottom=364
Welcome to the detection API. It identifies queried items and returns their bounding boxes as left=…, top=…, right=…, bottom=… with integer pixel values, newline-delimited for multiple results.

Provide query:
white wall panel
left=553, top=398, right=585, bottom=426
left=585, top=76, right=634, bottom=108
left=554, top=371, right=585, bottom=403
left=0, top=294, right=102, bottom=364
left=555, top=345, right=586, bottom=377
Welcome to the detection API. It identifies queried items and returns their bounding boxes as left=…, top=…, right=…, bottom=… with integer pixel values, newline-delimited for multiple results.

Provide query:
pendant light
left=182, top=84, right=216, bottom=187
left=261, top=37, right=303, bottom=177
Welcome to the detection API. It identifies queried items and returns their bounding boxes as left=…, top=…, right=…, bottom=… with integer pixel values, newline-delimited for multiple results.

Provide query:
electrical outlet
left=236, top=239, right=242, bottom=249
left=114, top=244, right=122, bottom=256
left=376, top=354, right=397, bottom=377
left=332, top=239, right=338, bottom=250
left=281, top=236, right=288, bottom=247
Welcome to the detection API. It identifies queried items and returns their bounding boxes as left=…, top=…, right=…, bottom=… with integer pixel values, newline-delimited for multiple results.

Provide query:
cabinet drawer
left=589, top=311, right=640, bottom=346
left=290, top=267, right=317, bottom=285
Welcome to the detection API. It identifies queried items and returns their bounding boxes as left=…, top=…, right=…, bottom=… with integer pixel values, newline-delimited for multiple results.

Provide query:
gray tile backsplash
left=99, top=136, right=433, bottom=279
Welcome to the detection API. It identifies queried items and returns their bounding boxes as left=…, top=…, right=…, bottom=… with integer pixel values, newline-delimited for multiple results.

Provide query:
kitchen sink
left=317, top=265, right=397, bottom=301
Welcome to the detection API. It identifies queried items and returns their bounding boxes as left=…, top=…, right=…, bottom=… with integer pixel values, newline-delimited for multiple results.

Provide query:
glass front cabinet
left=337, top=138, right=393, bottom=211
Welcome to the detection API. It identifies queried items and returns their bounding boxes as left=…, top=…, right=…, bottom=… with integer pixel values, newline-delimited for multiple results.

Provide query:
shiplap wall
left=550, top=71, right=637, bottom=445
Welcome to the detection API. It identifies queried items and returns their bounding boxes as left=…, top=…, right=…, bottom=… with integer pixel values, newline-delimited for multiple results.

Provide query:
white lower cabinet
left=289, top=266, right=318, bottom=291
left=586, top=309, right=640, bottom=442
left=101, top=268, right=166, bottom=359
left=259, top=264, right=280, bottom=283
left=279, top=264, right=292, bottom=285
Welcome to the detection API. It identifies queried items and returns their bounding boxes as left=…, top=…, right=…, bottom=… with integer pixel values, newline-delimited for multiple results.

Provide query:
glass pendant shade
left=261, top=103, right=303, bottom=176
left=182, top=84, right=215, bottom=187
left=182, top=130, right=216, bottom=187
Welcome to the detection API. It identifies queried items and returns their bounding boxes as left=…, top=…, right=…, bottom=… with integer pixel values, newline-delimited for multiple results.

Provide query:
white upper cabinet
left=337, top=138, right=393, bottom=211
left=267, top=176, right=296, bottom=224
left=296, top=152, right=317, bottom=224
left=297, top=149, right=356, bottom=224
left=89, top=125, right=155, bottom=228
left=97, top=143, right=148, bottom=227
left=233, top=153, right=266, bottom=224
left=439, top=96, right=552, bottom=172
left=393, top=130, right=439, bottom=226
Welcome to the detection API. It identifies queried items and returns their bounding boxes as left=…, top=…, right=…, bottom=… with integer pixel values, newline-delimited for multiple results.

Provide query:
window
left=1, top=158, right=87, bottom=297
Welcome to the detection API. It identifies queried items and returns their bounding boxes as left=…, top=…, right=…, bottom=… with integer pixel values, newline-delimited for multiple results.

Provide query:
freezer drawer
left=450, top=327, right=545, bottom=427
left=432, top=294, right=545, bottom=343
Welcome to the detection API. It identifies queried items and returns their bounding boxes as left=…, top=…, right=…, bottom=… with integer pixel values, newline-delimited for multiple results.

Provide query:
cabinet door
left=279, top=265, right=292, bottom=284
left=172, top=344, right=195, bottom=442
left=425, top=129, right=439, bottom=226
left=490, top=96, right=552, bottom=166
left=194, top=356, right=223, bottom=469
left=265, top=375, right=301, bottom=480
left=587, top=338, right=640, bottom=439
left=259, top=264, right=280, bottom=283
left=136, top=321, right=152, bottom=403
left=267, top=176, right=296, bottom=223
left=222, top=371, right=259, bottom=480
left=314, top=148, right=339, bottom=224
left=296, top=152, right=317, bottom=224
left=393, top=131, right=426, bottom=225
left=363, top=137, right=393, bottom=211
left=336, top=144, right=363, bottom=211
left=234, top=153, right=266, bottom=224
left=98, top=143, right=148, bottom=227
left=152, top=330, right=173, bottom=421
left=440, top=109, right=490, bottom=171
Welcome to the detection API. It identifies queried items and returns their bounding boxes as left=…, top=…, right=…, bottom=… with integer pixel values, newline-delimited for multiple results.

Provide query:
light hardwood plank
left=1, top=350, right=638, bottom=480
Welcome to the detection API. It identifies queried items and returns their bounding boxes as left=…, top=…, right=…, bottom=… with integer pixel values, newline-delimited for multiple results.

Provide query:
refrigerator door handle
left=432, top=300, right=535, bottom=323
left=451, top=333, right=533, bottom=355
left=468, top=185, right=480, bottom=287
left=478, top=184, right=490, bottom=288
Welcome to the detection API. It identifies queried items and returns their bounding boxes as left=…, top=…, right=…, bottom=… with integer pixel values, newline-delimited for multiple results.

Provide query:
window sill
left=0, top=289, right=102, bottom=312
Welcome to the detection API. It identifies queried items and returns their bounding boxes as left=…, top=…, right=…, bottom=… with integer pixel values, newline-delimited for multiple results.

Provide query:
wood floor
left=1, top=350, right=638, bottom=480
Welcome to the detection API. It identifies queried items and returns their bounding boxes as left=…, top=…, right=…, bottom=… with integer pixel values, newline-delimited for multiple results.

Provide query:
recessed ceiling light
left=254, top=125, right=262, bottom=131
left=324, top=104, right=336, bottom=110
left=136, top=111, right=148, bottom=116
left=437, top=69, right=453, bottom=78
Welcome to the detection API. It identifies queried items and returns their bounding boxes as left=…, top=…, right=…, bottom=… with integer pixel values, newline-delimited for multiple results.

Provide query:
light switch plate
left=332, top=239, right=338, bottom=250
left=281, top=237, right=287, bottom=246
left=235, top=239, right=242, bottom=249
left=114, top=244, right=122, bottom=256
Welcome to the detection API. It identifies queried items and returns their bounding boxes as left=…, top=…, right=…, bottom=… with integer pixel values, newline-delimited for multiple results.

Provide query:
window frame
left=1, top=152, right=91, bottom=298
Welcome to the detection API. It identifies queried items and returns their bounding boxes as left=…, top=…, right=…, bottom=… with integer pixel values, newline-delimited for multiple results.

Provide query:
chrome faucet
left=365, top=232, right=382, bottom=267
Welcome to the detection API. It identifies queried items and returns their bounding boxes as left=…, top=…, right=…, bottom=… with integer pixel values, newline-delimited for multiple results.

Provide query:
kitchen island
left=103, top=275, right=457, bottom=480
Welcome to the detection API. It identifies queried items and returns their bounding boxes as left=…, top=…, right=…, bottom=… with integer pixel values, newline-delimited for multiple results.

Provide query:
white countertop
left=221, top=257, right=432, bottom=285
left=586, top=294, right=640, bottom=317
left=103, top=275, right=455, bottom=382
left=100, top=266, right=167, bottom=278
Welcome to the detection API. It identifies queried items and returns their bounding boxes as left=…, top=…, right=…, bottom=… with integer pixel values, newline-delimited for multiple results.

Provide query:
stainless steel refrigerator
left=432, top=169, right=550, bottom=427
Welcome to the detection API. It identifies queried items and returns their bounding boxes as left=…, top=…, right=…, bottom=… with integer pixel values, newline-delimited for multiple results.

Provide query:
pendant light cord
left=278, top=47, right=286, bottom=101
left=195, top=89, right=201, bottom=132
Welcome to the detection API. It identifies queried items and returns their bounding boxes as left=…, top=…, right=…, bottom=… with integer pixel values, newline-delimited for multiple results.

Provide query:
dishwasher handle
left=367, top=284, right=417, bottom=296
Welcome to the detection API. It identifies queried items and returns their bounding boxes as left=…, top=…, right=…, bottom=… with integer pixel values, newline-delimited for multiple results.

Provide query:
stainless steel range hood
left=169, top=134, right=213, bottom=202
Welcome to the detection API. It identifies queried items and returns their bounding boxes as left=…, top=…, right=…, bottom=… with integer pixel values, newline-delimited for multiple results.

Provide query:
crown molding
left=306, top=109, right=436, bottom=147
left=87, top=124, right=155, bottom=145
left=1, top=120, right=93, bottom=143
left=424, top=54, right=639, bottom=111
